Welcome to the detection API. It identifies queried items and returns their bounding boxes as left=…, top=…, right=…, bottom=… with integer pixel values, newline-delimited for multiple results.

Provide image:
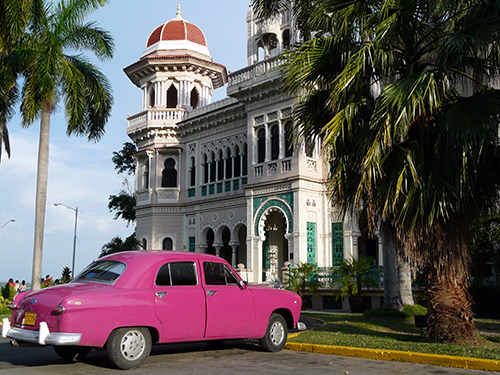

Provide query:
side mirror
left=239, top=280, right=247, bottom=290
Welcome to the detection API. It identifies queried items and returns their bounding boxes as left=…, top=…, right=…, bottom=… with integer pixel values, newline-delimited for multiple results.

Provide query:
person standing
left=18, top=280, right=27, bottom=292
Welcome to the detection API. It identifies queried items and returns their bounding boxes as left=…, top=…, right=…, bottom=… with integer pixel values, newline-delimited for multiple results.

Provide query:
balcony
left=127, top=108, right=186, bottom=136
left=227, top=57, right=284, bottom=96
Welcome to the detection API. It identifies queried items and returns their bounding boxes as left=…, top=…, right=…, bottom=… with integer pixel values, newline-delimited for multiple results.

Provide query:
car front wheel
left=106, top=327, right=152, bottom=370
left=260, top=313, right=287, bottom=352
left=54, top=345, right=92, bottom=361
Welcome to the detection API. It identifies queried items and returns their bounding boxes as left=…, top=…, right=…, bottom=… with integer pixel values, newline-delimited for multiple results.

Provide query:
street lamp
left=54, top=203, right=78, bottom=278
left=0, top=219, right=15, bottom=248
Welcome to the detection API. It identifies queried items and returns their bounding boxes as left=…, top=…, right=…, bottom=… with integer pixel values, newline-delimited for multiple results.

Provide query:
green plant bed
left=297, top=308, right=500, bottom=361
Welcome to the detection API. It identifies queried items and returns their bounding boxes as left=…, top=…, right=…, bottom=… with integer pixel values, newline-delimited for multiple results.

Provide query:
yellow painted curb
left=285, top=342, right=500, bottom=372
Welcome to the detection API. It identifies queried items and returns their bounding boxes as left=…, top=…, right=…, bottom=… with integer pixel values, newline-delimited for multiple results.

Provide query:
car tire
left=106, top=327, right=152, bottom=370
left=260, top=313, right=287, bottom=352
left=53, top=346, right=92, bottom=361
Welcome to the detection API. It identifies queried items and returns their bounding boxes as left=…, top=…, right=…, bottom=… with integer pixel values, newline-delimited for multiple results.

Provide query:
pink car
left=2, top=251, right=305, bottom=369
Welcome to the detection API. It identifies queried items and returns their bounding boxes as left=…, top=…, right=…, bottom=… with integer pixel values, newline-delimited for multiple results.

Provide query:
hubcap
left=120, top=330, right=146, bottom=361
left=269, top=321, right=285, bottom=346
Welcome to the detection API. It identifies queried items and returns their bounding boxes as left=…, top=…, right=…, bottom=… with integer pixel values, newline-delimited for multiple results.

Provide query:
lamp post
left=54, top=203, right=78, bottom=278
left=0, top=219, right=15, bottom=248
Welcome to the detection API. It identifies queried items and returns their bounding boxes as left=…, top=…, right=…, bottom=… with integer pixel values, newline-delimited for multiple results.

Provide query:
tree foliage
left=112, top=142, right=137, bottom=175
left=1, top=0, right=114, bottom=290
left=99, top=234, right=141, bottom=258
left=253, top=0, right=500, bottom=342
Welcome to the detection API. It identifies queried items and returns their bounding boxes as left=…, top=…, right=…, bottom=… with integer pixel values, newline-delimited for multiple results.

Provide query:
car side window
left=203, top=262, right=239, bottom=285
left=156, top=262, right=197, bottom=286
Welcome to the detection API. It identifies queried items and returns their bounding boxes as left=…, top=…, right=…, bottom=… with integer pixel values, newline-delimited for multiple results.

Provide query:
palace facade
left=123, top=4, right=383, bottom=305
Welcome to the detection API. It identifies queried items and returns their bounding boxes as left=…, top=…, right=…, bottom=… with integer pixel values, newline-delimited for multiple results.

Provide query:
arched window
left=217, top=150, right=224, bottom=181
left=242, top=143, right=248, bottom=176
left=225, top=148, right=232, bottom=179
left=161, top=158, right=177, bottom=187
left=282, top=29, right=290, bottom=49
left=271, top=125, right=279, bottom=160
left=163, top=237, right=173, bottom=251
left=234, top=145, right=241, bottom=177
left=257, top=128, right=266, bottom=163
left=305, top=138, right=314, bottom=158
left=166, top=84, right=178, bottom=108
left=148, top=87, right=155, bottom=107
left=210, top=152, right=216, bottom=182
left=190, top=88, right=199, bottom=109
left=141, top=238, right=147, bottom=250
left=284, top=121, right=293, bottom=157
left=143, top=161, right=149, bottom=189
left=190, top=157, right=196, bottom=187
left=203, top=153, right=208, bottom=184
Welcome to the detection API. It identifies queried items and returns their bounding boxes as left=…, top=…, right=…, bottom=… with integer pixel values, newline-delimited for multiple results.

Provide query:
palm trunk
left=381, top=222, right=404, bottom=310
left=398, top=258, right=414, bottom=306
left=427, top=270, right=477, bottom=342
left=31, top=104, right=51, bottom=291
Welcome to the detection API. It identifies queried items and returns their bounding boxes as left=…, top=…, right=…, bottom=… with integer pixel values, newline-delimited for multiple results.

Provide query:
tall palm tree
left=253, top=0, right=500, bottom=342
left=1, top=0, right=114, bottom=290
left=252, top=0, right=413, bottom=311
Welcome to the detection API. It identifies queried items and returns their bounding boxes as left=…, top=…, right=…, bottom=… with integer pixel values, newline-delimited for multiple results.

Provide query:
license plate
left=24, top=312, right=37, bottom=326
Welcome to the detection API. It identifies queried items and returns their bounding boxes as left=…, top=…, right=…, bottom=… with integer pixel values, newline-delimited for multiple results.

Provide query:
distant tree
left=112, top=142, right=137, bottom=175
left=108, top=188, right=136, bottom=225
left=470, top=214, right=500, bottom=287
left=60, top=266, right=72, bottom=284
left=99, top=234, right=141, bottom=258
left=108, top=142, right=137, bottom=225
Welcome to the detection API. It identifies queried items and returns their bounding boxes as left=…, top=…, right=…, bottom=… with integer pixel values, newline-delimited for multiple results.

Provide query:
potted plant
left=285, top=262, right=321, bottom=309
left=331, top=256, right=380, bottom=313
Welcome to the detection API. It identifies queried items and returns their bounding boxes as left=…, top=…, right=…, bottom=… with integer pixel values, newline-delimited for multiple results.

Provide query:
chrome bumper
left=296, top=321, right=307, bottom=331
left=2, top=318, right=82, bottom=346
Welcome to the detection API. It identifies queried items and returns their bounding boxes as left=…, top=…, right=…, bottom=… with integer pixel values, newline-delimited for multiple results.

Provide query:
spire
left=175, top=4, right=182, bottom=19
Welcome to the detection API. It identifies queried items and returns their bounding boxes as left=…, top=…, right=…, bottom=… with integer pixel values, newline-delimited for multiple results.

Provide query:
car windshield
left=74, top=260, right=126, bottom=284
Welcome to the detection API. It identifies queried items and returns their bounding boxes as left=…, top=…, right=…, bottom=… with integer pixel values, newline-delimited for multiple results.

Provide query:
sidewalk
left=288, top=316, right=500, bottom=372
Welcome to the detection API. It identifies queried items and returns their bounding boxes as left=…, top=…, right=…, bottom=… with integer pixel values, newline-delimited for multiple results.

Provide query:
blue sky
left=0, top=0, right=250, bottom=284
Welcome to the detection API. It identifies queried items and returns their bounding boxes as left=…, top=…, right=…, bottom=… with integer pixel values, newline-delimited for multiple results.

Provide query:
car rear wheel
left=54, top=346, right=92, bottom=361
left=260, top=313, right=287, bottom=352
left=106, top=327, right=152, bottom=370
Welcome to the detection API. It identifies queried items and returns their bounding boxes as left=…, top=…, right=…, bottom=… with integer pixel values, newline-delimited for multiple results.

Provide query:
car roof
left=100, top=250, right=225, bottom=264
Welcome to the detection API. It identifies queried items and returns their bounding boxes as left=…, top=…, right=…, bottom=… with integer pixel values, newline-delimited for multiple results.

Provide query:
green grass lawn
left=294, top=308, right=500, bottom=361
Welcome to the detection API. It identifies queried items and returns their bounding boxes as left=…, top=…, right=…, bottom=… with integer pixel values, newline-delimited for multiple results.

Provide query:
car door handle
left=156, top=292, right=168, bottom=299
left=207, top=290, right=217, bottom=297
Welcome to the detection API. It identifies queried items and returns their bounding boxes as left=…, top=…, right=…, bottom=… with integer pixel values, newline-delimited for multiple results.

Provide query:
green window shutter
left=307, top=222, right=316, bottom=264
left=332, top=222, right=344, bottom=264
left=189, top=237, right=196, bottom=252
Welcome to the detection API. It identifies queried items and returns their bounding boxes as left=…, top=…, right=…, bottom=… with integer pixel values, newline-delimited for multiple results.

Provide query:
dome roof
left=145, top=6, right=209, bottom=56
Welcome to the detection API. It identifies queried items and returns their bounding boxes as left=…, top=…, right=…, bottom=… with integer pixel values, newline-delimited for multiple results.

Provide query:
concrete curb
left=285, top=340, right=500, bottom=372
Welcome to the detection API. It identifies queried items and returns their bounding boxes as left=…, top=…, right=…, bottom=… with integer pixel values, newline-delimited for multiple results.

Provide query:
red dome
left=146, top=13, right=207, bottom=48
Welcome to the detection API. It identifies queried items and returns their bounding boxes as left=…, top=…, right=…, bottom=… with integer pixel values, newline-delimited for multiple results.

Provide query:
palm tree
left=1, top=0, right=114, bottom=290
left=252, top=0, right=413, bottom=311
left=253, top=0, right=500, bottom=342
left=99, top=235, right=141, bottom=258
left=284, top=262, right=321, bottom=305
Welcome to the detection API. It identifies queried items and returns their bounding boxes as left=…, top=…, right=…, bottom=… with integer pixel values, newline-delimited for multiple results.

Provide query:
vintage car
left=2, top=251, right=305, bottom=369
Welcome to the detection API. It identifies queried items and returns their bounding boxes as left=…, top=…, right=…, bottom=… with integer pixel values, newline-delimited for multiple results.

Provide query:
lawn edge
left=285, top=341, right=500, bottom=372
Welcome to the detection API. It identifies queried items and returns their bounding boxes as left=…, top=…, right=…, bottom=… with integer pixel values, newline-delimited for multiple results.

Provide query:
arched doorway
left=206, top=228, right=215, bottom=255
left=262, top=209, right=288, bottom=281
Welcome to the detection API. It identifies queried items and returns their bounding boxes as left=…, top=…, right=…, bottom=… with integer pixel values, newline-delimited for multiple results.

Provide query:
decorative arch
left=148, top=85, right=155, bottom=107
left=166, top=82, right=178, bottom=108
left=254, top=198, right=293, bottom=236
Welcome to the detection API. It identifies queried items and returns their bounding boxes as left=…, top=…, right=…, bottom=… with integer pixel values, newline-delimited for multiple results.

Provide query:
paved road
left=0, top=337, right=492, bottom=375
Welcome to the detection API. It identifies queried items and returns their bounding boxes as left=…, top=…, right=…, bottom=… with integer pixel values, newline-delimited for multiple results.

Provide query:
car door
left=202, top=261, right=255, bottom=339
left=153, top=261, right=206, bottom=342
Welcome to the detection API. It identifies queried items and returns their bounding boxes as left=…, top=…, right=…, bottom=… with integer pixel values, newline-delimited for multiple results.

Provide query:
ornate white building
left=123, top=4, right=383, bottom=303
